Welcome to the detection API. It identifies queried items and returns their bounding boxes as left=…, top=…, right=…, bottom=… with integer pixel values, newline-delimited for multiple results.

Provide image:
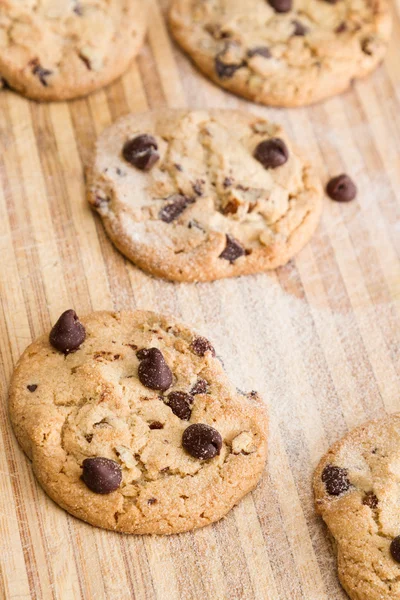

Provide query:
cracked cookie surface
left=314, top=416, right=400, bottom=600
left=9, top=310, right=268, bottom=534
left=0, top=0, right=147, bottom=101
left=169, top=0, right=392, bottom=107
left=87, top=109, right=322, bottom=282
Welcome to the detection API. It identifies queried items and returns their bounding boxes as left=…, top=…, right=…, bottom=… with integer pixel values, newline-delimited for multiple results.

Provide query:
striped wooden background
left=1, top=1, right=400, bottom=598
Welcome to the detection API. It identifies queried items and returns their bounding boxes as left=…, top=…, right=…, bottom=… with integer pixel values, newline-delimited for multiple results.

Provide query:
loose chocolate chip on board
left=247, top=46, right=271, bottom=58
left=167, top=391, right=194, bottom=420
left=363, top=492, right=378, bottom=509
left=254, top=138, right=289, bottom=169
left=267, top=0, right=292, bottom=13
left=49, top=310, right=86, bottom=354
left=190, top=337, right=216, bottom=357
left=191, top=378, right=208, bottom=395
left=27, top=384, right=38, bottom=392
left=159, top=195, right=194, bottom=223
left=326, top=174, right=357, bottom=202
left=219, top=234, right=246, bottom=263
left=138, top=348, right=173, bottom=391
left=81, top=457, right=122, bottom=494
left=321, top=465, right=351, bottom=496
left=292, top=20, right=308, bottom=36
left=391, top=537, right=400, bottom=563
left=122, top=134, right=160, bottom=171
left=182, top=423, right=223, bottom=459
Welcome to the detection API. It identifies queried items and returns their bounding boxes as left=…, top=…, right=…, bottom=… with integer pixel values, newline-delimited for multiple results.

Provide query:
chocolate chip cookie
left=169, top=0, right=392, bottom=107
left=314, top=415, right=400, bottom=600
left=9, top=310, right=268, bottom=534
left=87, top=109, right=322, bottom=282
left=0, top=0, right=147, bottom=101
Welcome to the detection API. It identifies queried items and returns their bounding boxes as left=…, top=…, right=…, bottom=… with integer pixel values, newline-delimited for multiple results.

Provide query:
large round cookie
left=0, top=0, right=147, bottom=101
left=87, top=109, right=322, bottom=282
left=169, top=0, right=392, bottom=107
left=314, top=415, right=400, bottom=600
left=9, top=310, right=268, bottom=534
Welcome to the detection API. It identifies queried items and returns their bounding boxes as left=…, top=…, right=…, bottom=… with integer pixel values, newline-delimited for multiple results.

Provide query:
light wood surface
left=1, top=2, right=400, bottom=599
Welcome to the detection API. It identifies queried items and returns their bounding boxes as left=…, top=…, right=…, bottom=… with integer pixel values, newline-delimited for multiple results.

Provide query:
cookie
left=0, top=0, right=147, bottom=101
left=169, top=0, right=392, bottom=107
left=9, top=310, right=268, bottom=534
left=87, top=109, right=322, bottom=282
left=314, top=415, right=400, bottom=600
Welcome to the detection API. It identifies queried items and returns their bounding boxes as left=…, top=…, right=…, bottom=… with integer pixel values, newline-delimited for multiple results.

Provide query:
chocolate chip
left=137, top=348, right=151, bottom=360
left=254, top=138, right=289, bottom=169
left=167, top=391, right=194, bottom=420
left=182, top=424, right=223, bottom=460
left=361, top=37, right=375, bottom=55
left=31, top=60, right=52, bottom=86
left=73, top=1, right=83, bottom=15
left=190, top=337, right=216, bottom=357
left=49, top=310, right=86, bottom=354
left=326, top=174, right=357, bottom=202
left=335, top=22, right=347, bottom=33
left=81, top=457, right=122, bottom=494
left=292, top=20, right=308, bottom=36
left=27, top=384, right=38, bottom=392
left=267, top=0, right=292, bottom=13
left=79, top=53, right=91, bottom=70
left=159, top=194, right=194, bottom=223
left=391, top=537, right=400, bottom=562
left=321, top=465, right=350, bottom=496
left=149, top=421, right=164, bottom=430
left=147, top=498, right=157, bottom=505
left=247, top=46, right=271, bottom=58
left=219, top=234, right=246, bottom=263
left=193, top=180, right=204, bottom=196
left=122, top=134, right=159, bottom=171
left=138, top=348, right=173, bottom=391
left=191, top=378, right=208, bottom=395
left=363, top=492, right=378, bottom=509
left=215, top=49, right=244, bottom=79
left=223, top=177, right=234, bottom=188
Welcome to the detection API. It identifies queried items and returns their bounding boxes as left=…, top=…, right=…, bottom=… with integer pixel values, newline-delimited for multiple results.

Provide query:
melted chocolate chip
left=167, top=391, right=194, bottom=420
left=247, top=46, right=271, bottom=58
left=391, top=537, right=400, bottom=562
left=81, top=457, right=122, bottom=494
left=267, top=0, right=292, bottom=13
left=149, top=421, right=164, bottom=430
left=122, top=135, right=159, bottom=171
left=321, top=465, right=351, bottom=496
left=31, top=60, right=52, bottom=86
left=254, top=138, right=289, bottom=169
left=49, top=310, right=86, bottom=354
left=326, top=174, right=357, bottom=202
left=27, top=384, right=38, bottom=392
left=363, top=492, right=378, bottom=509
left=159, top=195, right=194, bottom=223
left=182, top=423, right=223, bottom=460
left=292, top=20, right=308, bottom=36
left=137, top=348, right=173, bottom=392
left=219, top=234, right=246, bottom=263
left=191, top=378, right=208, bottom=395
left=190, top=337, right=216, bottom=357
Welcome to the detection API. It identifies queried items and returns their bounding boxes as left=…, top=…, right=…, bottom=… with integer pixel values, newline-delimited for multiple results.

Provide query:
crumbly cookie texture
left=87, top=109, right=322, bottom=282
left=0, top=0, right=147, bottom=101
left=169, top=0, right=392, bottom=107
left=9, top=310, right=268, bottom=534
left=314, top=416, right=400, bottom=600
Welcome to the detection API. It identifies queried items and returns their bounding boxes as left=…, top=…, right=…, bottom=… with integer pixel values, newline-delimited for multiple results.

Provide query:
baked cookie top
left=0, top=0, right=147, bottom=101
left=87, top=109, right=322, bottom=282
left=314, top=416, right=400, bottom=600
left=169, top=0, right=392, bottom=107
left=9, top=310, right=268, bottom=535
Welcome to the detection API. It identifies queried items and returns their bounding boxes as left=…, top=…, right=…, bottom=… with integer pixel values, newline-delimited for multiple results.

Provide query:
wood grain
left=1, top=2, right=400, bottom=599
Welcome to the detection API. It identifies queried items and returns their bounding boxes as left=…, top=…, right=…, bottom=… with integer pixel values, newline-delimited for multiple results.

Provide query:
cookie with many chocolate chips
left=9, top=310, right=268, bottom=534
left=314, top=415, right=400, bottom=600
left=0, top=0, right=147, bottom=101
left=87, top=109, right=322, bottom=282
left=169, top=0, right=392, bottom=107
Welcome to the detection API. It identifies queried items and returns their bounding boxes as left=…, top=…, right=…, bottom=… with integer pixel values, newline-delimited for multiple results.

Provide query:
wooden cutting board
left=1, top=1, right=400, bottom=598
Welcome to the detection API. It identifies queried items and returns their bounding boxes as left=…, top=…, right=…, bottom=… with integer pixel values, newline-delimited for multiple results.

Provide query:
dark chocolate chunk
left=191, top=378, right=208, bottom=395
left=81, top=457, right=122, bottom=494
left=267, top=0, right=292, bottom=13
left=219, top=234, right=245, bottom=263
left=122, top=134, right=159, bottom=171
left=321, top=465, right=351, bottom=496
left=292, top=20, right=309, bottom=36
left=254, top=138, right=289, bottom=169
left=149, top=421, right=164, bottom=430
left=167, top=391, right=194, bottom=420
left=159, top=195, right=194, bottom=223
left=363, top=492, right=378, bottom=509
left=326, top=174, right=357, bottom=202
left=391, top=536, right=400, bottom=563
left=27, top=384, right=38, bottom=393
left=137, top=348, right=173, bottom=391
left=182, top=423, right=223, bottom=460
left=49, top=310, right=86, bottom=354
left=190, top=337, right=216, bottom=357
